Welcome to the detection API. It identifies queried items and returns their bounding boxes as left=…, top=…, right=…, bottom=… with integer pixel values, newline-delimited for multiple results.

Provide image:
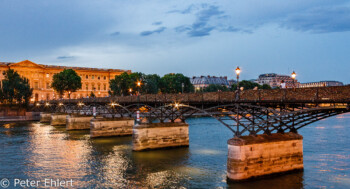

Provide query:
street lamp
left=129, top=88, right=133, bottom=95
left=235, top=66, right=241, bottom=100
left=137, top=81, right=142, bottom=96
left=291, top=71, right=296, bottom=89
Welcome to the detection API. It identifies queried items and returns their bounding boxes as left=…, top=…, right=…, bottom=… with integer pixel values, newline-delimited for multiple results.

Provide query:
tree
left=109, top=72, right=127, bottom=96
left=160, top=73, right=194, bottom=93
left=203, top=84, right=230, bottom=92
left=143, top=74, right=161, bottom=94
left=231, top=80, right=272, bottom=91
left=0, top=69, right=33, bottom=105
left=109, top=72, right=137, bottom=96
left=109, top=72, right=162, bottom=96
left=51, top=69, right=82, bottom=98
left=260, top=84, right=272, bottom=89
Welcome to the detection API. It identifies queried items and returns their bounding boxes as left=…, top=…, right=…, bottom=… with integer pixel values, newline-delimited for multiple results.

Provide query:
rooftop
left=0, top=60, right=131, bottom=73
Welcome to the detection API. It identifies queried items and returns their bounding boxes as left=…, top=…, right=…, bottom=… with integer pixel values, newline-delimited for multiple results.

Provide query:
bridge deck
left=49, top=86, right=350, bottom=105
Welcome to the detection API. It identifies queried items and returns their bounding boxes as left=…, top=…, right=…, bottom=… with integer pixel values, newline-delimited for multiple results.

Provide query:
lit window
left=92, top=75, right=95, bottom=79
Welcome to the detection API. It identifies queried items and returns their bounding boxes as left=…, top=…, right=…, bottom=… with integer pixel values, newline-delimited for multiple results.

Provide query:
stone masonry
left=227, top=132, right=303, bottom=181
left=66, top=115, right=93, bottom=130
left=40, top=113, right=52, bottom=123
left=50, top=114, right=67, bottom=126
left=132, top=122, right=189, bottom=151
left=90, top=117, right=134, bottom=138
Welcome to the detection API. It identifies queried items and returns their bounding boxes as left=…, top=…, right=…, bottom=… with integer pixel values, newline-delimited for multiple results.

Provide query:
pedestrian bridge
left=34, top=86, right=350, bottom=137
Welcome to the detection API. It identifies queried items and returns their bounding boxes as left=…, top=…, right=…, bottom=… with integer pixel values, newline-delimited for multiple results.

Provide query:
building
left=299, top=81, right=344, bottom=88
left=255, top=73, right=299, bottom=88
left=191, top=76, right=230, bottom=91
left=228, top=79, right=237, bottom=86
left=0, top=60, right=131, bottom=102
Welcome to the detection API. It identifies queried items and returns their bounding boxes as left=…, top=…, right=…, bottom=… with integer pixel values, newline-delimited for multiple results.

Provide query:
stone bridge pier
left=40, top=113, right=52, bottom=123
left=132, top=122, right=189, bottom=151
left=90, top=117, right=135, bottom=138
left=66, top=115, right=93, bottom=130
left=51, top=113, right=68, bottom=126
left=227, top=132, right=304, bottom=181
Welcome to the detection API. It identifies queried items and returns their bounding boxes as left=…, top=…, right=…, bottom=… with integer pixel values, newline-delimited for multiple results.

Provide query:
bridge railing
left=46, top=86, right=350, bottom=104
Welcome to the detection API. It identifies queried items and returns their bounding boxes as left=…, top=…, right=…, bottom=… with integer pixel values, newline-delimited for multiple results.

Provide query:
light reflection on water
left=0, top=114, right=349, bottom=188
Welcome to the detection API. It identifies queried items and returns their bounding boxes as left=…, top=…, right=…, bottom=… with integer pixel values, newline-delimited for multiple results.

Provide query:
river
left=0, top=115, right=349, bottom=188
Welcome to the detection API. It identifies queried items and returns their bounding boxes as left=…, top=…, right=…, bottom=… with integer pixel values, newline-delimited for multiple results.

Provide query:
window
left=46, top=73, right=49, bottom=78
left=103, top=84, right=107, bottom=91
left=34, top=82, right=39, bottom=90
left=92, top=83, right=95, bottom=90
left=46, top=82, right=50, bottom=89
left=85, top=83, right=89, bottom=90
left=86, top=75, right=88, bottom=79
left=104, top=76, right=106, bottom=80
left=98, top=76, right=100, bottom=80
left=92, top=75, right=95, bottom=79
left=98, top=84, right=100, bottom=91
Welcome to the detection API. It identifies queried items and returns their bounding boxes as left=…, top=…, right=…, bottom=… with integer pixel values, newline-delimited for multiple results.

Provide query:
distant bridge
left=33, top=86, right=350, bottom=137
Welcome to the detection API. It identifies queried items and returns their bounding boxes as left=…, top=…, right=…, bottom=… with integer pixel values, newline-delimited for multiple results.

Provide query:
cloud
left=220, top=26, right=252, bottom=34
left=173, top=4, right=231, bottom=37
left=110, top=31, right=120, bottom=36
left=281, top=6, right=350, bottom=33
left=188, top=27, right=215, bottom=37
left=140, top=27, right=166, bottom=36
left=167, top=4, right=196, bottom=14
left=57, top=56, right=75, bottom=60
left=152, top=21, right=162, bottom=25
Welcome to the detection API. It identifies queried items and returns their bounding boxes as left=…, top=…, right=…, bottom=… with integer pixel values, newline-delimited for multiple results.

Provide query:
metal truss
left=32, top=101, right=350, bottom=137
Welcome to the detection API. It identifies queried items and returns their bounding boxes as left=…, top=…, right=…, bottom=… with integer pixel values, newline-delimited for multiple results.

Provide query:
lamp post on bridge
left=137, top=81, right=141, bottom=96
left=235, top=66, right=241, bottom=100
left=235, top=66, right=241, bottom=137
left=291, top=71, right=296, bottom=90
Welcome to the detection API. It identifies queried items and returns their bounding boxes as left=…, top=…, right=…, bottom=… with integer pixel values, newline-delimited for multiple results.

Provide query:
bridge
left=34, top=86, right=350, bottom=136
left=34, top=86, right=350, bottom=181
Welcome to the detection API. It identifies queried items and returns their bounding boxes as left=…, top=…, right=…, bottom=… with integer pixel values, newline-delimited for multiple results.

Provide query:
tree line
left=109, top=72, right=194, bottom=96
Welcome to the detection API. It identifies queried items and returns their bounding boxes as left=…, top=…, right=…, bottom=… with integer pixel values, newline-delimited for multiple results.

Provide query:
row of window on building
left=31, top=81, right=109, bottom=91
left=80, top=74, right=108, bottom=80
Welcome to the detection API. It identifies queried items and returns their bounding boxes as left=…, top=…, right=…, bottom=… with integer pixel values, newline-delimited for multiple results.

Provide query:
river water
left=0, top=115, right=349, bottom=188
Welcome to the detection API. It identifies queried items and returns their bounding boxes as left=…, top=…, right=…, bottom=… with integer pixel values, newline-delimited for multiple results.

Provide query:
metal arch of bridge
left=32, top=101, right=350, bottom=137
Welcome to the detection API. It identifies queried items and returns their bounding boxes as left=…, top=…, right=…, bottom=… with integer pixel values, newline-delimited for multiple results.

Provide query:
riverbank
left=0, top=112, right=40, bottom=122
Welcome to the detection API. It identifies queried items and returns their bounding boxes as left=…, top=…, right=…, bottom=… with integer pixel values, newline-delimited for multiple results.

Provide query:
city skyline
left=1, top=0, right=350, bottom=83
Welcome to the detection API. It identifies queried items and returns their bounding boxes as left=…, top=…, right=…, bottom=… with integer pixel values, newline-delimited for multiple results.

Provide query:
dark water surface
left=0, top=115, right=349, bottom=188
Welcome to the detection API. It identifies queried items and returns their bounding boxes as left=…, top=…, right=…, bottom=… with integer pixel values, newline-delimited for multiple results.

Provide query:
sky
left=1, top=0, right=350, bottom=83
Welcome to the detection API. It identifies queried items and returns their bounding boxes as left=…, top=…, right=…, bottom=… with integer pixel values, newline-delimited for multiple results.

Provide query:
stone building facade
left=255, top=73, right=300, bottom=88
left=299, top=81, right=344, bottom=88
left=0, top=60, right=131, bottom=102
left=191, top=75, right=230, bottom=91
